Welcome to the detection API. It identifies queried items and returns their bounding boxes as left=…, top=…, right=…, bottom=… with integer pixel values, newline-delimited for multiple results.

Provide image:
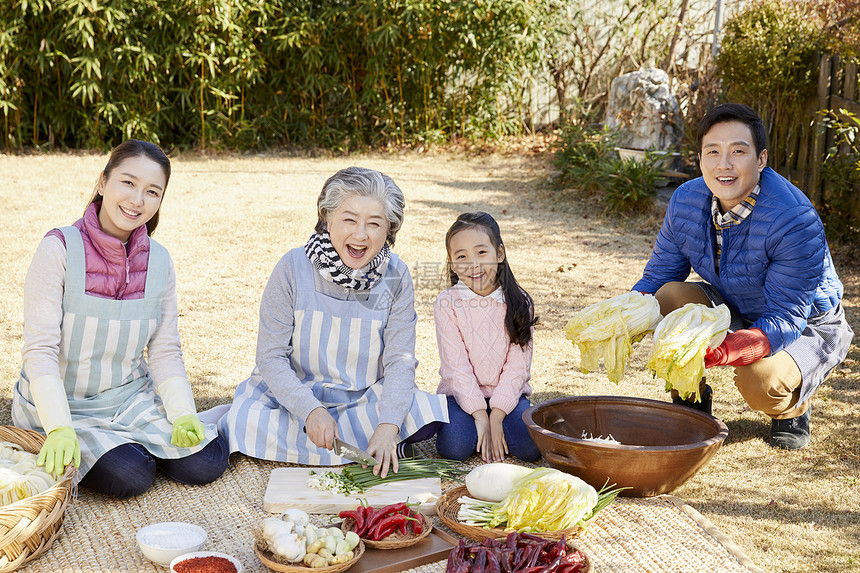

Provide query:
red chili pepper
left=360, top=506, right=376, bottom=536
left=370, top=513, right=408, bottom=540
left=338, top=509, right=359, bottom=522
left=411, top=512, right=423, bottom=535
left=365, top=501, right=410, bottom=530
left=565, top=549, right=587, bottom=565
left=337, top=509, right=360, bottom=536
left=374, top=521, right=400, bottom=541
left=557, top=563, right=587, bottom=573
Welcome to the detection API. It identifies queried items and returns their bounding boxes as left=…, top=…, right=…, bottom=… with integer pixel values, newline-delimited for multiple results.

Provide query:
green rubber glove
left=37, top=426, right=81, bottom=474
left=171, top=414, right=205, bottom=448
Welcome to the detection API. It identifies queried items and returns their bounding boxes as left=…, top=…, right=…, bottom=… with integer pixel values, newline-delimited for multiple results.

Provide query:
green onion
left=578, top=478, right=630, bottom=526
left=309, top=458, right=466, bottom=495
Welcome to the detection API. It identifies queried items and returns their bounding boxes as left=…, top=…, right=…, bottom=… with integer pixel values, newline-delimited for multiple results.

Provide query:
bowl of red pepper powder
left=170, top=551, right=243, bottom=573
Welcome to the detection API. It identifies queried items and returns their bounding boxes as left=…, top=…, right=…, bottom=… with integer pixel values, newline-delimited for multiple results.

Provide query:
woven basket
left=340, top=516, right=432, bottom=549
left=435, top=485, right=585, bottom=542
left=0, top=426, right=76, bottom=573
left=255, top=540, right=365, bottom=573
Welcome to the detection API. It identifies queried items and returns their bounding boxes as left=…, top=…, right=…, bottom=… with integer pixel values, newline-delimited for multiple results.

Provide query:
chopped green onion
left=308, top=458, right=466, bottom=495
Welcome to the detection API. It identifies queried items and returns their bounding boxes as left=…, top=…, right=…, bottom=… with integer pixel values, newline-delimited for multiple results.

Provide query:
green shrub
left=810, top=0, right=860, bottom=58
left=603, top=155, right=662, bottom=213
left=820, top=109, right=860, bottom=242
left=551, top=123, right=618, bottom=194
left=716, top=0, right=824, bottom=134
left=552, top=123, right=663, bottom=213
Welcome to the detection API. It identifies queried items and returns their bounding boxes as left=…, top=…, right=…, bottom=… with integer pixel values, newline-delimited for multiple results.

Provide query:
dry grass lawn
left=0, top=151, right=858, bottom=573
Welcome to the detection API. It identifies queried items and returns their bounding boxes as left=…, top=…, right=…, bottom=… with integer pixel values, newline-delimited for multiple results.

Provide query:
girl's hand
left=306, top=407, right=338, bottom=450
left=489, top=408, right=509, bottom=462
left=472, top=410, right=492, bottom=462
left=366, top=423, right=399, bottom=479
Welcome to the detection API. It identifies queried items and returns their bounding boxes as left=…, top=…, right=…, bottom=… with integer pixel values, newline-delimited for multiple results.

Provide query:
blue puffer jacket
left=633, top=167, right=843, bottom=354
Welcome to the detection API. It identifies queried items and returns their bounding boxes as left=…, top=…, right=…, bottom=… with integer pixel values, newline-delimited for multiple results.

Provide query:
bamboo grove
left=1, top=0, right=733, bottom=152
left=0, top=0, right=556, bottom=151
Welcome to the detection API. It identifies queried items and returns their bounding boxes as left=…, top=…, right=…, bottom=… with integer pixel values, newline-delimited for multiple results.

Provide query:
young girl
left=12, top=140, right=228, bottom=498
left=434, top=212, right=540, bottom=462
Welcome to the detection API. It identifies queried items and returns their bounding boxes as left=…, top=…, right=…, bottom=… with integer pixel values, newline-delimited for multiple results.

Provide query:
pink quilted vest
left=46, top=202, right=150, bottom=300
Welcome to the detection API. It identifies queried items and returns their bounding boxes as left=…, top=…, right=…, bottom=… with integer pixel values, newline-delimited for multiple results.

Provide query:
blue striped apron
left=221, top=250, right=448, bottom=464
left=12, top=226, right=217, bottom=479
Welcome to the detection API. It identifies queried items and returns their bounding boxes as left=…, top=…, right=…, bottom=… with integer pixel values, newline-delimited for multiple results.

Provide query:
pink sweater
left=434, top=283, right=532, bottom=415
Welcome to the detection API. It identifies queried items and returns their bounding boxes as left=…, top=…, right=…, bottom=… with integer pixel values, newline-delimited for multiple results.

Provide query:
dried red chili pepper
left=473, top=547, right=488, bottom=571
left=173, top=555, right=236, bottom=573
left=484, top=547, right=503, bottom=573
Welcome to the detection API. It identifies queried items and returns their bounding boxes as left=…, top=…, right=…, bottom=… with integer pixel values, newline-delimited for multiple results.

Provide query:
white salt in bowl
left=136, top=522, right=208, bottom=566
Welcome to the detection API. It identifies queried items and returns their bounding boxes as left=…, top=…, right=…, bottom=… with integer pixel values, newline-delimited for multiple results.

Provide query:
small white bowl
left=170, top=551, right=243, bottom=573
left=136, top=522, right=207, bottom=566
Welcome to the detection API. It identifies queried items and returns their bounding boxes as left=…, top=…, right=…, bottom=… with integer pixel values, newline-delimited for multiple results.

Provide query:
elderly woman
left=219, top=167, right=448, bottom=476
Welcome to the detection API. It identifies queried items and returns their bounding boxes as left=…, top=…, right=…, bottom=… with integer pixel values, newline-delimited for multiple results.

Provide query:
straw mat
left=19, top=454, right=764, bottom=573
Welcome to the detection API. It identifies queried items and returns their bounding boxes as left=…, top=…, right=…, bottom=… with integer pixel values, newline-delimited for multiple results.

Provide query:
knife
left=332, top=437, right=378, bottom=466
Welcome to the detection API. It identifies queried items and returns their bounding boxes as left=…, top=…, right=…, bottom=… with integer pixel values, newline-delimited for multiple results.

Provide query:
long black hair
left=444, top=212, right=537, bottom=347
left=86, top=139, right=171, bottom=236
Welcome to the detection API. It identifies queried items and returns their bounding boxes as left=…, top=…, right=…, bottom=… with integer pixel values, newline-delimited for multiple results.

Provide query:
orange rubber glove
left=705, top=328, right=770, bottom=367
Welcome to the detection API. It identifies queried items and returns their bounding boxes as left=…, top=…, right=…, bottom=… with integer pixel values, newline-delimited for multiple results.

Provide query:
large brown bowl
left=524, top=396, right=728, bottom=497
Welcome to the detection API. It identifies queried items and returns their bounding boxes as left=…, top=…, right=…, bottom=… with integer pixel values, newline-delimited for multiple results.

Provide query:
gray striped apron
left=221, top=251, right=448, bottom=464
left=12, top=226, right=217, bottom=478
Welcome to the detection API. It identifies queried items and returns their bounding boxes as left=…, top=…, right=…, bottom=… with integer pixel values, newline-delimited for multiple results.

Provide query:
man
left=634, top=103, right=853, bottom=450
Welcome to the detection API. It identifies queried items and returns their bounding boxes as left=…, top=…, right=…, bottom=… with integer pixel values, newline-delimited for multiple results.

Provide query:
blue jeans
left=80, top=434, right=229, bottom=499
left=435, top=395, right=540, bottom=462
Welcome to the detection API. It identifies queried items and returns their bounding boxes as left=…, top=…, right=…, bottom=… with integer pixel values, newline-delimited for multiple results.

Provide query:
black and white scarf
left=304, top=232, right=391, bottom=290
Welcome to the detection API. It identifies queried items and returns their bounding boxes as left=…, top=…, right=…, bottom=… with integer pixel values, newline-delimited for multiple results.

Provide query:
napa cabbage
left=564, top=292, right=662, bottom=383
left=647, top=303, right=730, bottom=401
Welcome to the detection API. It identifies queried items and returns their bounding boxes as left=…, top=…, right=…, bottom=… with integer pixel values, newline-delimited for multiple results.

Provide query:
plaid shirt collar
left=711, top=183, right=761, bottom=230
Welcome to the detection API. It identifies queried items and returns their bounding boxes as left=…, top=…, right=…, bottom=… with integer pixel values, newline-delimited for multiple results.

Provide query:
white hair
left=315, top=166, right=405, bottom=245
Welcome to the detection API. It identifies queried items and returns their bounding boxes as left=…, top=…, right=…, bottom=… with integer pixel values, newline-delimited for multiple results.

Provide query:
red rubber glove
left=705, top=328, right=770, bottom=367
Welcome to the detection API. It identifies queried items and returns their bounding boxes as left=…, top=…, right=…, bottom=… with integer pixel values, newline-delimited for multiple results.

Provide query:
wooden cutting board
left=263, top=467, right=442, bottom=515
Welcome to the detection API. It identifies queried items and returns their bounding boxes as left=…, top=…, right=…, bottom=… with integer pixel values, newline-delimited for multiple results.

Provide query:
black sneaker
left=769, top=407, right=811, bottom=450
left=672, top=384, right=713, bottom=416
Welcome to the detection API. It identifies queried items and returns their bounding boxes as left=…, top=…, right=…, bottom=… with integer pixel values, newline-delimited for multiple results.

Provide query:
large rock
left=605, top=69, right=683, bottom=151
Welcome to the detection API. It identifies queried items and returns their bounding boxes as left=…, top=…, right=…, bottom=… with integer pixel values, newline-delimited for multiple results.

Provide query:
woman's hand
left=366, top=423, right=399, bottom=479
left=473, top=410, right=493, bottom=462
left=305, top=407, right=338, bottom=450
left=489, top=408, right=509, bottom=462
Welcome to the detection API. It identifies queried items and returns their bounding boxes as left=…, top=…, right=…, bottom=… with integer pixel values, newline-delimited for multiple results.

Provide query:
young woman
left=219, top=166, right=448, bottom=478
left=13, top=140, right=228, bottom=498
left=434, top=212, right=540, bottom=462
